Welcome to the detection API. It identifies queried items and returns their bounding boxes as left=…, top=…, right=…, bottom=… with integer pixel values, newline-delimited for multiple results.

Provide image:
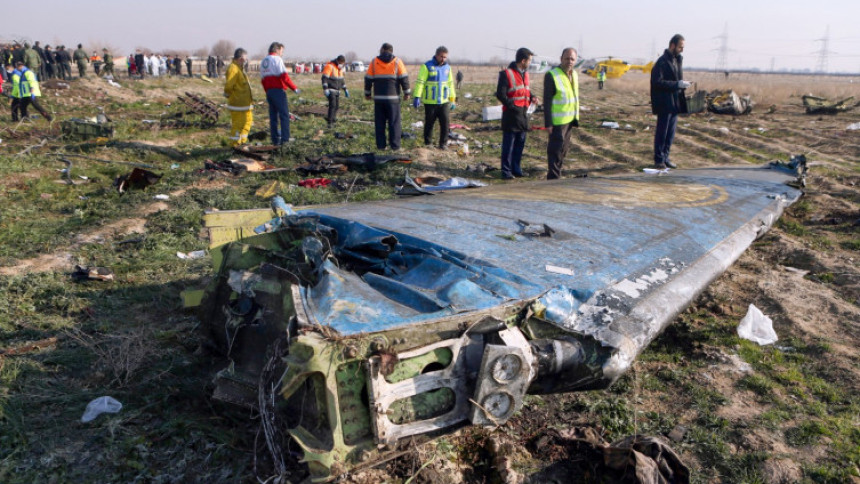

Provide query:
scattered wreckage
left=802, top=94, right=857, bottom=115
left=686, top=89, right=753, bottom=115
left=186, top=165, right=803, bottom=481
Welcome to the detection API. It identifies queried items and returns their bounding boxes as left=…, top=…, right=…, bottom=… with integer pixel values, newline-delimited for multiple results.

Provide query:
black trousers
left=12, top=97, right=50, bottom=120
left=44, top=63, right=54, bottom=79
left=326, top=92, right=340, bottom=126
left=61, top=62, right=72, bottom=80
left=374, top=101, right=402, bottom=150
left=654, top=113, right=678, bottom=165
left=546, top=122, right=576, bottom=179
left=423, top=103, right=450, bottom=148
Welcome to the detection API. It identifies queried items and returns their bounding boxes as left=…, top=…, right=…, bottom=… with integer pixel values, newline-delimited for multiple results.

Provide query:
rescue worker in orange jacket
left=321, top=55, right=348, bottom=128
left=495, top=47, right=539, bottom=179
left=364, top=43, right=410, bottom=150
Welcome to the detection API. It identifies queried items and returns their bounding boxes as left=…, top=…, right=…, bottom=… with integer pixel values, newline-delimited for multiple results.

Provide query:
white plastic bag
left=81, top=396, right=123, bottom=423
left=737, top=304, right=778, bottom=345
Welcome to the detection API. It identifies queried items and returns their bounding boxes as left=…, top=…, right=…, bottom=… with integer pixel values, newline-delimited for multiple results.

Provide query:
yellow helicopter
left=582, top=57, right=654, bottom=79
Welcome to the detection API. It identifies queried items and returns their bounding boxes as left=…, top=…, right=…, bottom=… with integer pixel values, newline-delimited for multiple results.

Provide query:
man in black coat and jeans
left=650, top=34, right=690, bottom=169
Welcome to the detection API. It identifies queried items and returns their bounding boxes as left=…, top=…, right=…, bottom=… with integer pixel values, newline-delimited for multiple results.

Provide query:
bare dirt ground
left=1, top=67, right=858, bottom=483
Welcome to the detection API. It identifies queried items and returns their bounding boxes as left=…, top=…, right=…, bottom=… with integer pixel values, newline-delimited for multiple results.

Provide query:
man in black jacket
left=495, top=47, right=539, bottom=179
left=650, top=34, right=690, bottom=169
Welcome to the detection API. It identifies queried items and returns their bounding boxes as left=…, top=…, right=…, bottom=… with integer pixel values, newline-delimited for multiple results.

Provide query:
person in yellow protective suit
left=224, top=48, right=253, bottom=145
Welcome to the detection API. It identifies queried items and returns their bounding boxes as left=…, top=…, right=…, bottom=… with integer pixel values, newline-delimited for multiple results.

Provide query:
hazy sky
left=4, top=0, right=859, bottom=72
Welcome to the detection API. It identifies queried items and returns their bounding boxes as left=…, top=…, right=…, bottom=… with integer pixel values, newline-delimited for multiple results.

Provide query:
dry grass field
left=0, top=66, right=858, bottom=483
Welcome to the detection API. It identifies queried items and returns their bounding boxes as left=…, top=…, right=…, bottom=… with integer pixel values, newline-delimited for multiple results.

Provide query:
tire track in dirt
left=0, top=180, right=228, bottom=276
left=677, top=126, right=771, bottom=162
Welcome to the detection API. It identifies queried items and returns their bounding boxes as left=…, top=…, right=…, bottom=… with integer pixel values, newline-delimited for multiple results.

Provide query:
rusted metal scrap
left=161, top=92, right=221, bottom=128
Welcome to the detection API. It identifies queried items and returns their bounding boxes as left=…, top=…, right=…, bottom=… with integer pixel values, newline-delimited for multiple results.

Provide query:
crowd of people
left=2, top=34, right=691, bottom=178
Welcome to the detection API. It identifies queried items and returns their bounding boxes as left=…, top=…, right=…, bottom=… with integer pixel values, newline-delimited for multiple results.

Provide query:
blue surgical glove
left=344, top=88, right=350, bottom=98
left=31, top=94, right=35, bottom=100
left=412, top=97, right=420, bottom=108
left=324, top=89, right=331, bottom=97
left=450, top=103, right=456, bottom=111
left=294, top=89, right=301, bottom=95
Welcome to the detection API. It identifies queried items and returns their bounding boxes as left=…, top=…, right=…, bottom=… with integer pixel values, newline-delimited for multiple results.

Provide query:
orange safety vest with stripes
left=503, top=68, right=530, bottom=111
left=364, top=55, right=410, bottom=102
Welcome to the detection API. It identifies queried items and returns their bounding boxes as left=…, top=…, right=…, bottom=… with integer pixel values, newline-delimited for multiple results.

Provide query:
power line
left=714, top=23, right=729, bottom=72
left=814, top=25, right=835, bottom=73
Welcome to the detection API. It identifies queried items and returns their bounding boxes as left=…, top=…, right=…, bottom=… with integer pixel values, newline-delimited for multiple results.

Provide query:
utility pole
left=714, top=22, right=729, bottom=73
left=814, top=25, right=832, bottom=74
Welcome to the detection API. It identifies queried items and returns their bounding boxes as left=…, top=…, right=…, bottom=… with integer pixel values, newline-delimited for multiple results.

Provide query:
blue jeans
left=654, top=113, right=678, bottom=165
left=501, top=131, right=527, bottom=178
left=266, top=89, right=290, bottom=145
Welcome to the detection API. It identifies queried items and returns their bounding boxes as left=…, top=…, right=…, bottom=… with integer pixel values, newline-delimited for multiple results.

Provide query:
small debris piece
left=114, top=168, right=162, bottom=193
left=256, top=180, right=286, bottom=198
left=81, top=396, right=123, bottom=423
left=667, top=425, right=688, bottom=442
left=708, top=90, right=754, bottom=115
left=298, top=178, right=332, bottom=188
left=71, top=265, right=115, bottom=282
left=545, top=265, right=574, bottom=276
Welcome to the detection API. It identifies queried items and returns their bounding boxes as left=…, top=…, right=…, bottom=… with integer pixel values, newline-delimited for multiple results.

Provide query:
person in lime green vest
left=543, top=48, right=580, bottom=179
left=598, top=67, right=607, bottom=90
left=10, top=61, right=53, bottom=122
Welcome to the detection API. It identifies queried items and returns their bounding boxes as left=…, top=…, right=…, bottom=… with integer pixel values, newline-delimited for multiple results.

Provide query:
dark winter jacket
left=495, top=62, right=535, bottom=132
left=650, top=49, right=688, bottom=115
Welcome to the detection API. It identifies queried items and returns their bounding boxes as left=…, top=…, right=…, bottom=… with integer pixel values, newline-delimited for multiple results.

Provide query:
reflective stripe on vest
left=504, top=68, right=530, bottom=107
left=420, top=61, right=451, bottom=104
left=549, top=67, right=579, bottom=125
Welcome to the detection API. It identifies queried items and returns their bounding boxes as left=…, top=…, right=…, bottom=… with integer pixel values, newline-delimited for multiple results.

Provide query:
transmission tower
left=814, top=26, right=832, bottom=73
left=714, top=23, right=729, bottom=72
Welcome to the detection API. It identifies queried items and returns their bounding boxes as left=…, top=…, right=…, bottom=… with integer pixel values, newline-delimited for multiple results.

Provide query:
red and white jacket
left=260, top=54, right=298, bottom=92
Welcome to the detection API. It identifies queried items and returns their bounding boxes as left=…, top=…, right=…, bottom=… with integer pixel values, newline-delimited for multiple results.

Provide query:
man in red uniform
left=260, top=42, right=300, bottom=145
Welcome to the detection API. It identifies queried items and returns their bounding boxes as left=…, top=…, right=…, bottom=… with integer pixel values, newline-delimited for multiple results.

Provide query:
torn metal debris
left=707, top=90, right=754, bottom=115
left=802, top=95, right=857, bottom=114
left=190, top=166, right=803, bottom=482
left=162, top=92, right=221, bottom=128
left=113, top=168, right=161, bottom=193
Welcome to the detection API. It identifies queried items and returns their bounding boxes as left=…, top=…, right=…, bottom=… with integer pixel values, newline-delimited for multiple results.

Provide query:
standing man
left=495, top=47, right=539, bottom=179
left=456, top=70, right=464, bottom=90
left=543, top=48, right=580, bottom=180
left=23, top=43, right=41, bottom=78
left=321, top=55, right=348, bottom=128
left=90, top=51, right=102, bottom=76
left=597, top=67, right=606, bottom=90
left=413, top=46, right=456, bottom=150
left=206, top=55, right=215, bottom=77
left=216, top=56, right=225, bottom=77
left=11, top=61, right=52, bottom=122
left=260, top=42, right=300, bottom=145
left=102, top=48, right=114, bottom=77
left=364, top=43, right=410, bottom=151
left=58, top=46, right=73, bottom=80
left=73, top=44, right=89, bottom=78
left=134, top=49, right=145, bottom=79
left=650, top=34, right=689, bottom=169
left=185, top=56, right=193, bottom=77
left=43, top=45, right=55, bottom=79
left=224, top=48, right=253, bottom=146
left=33, top=42, right=46, bottom=80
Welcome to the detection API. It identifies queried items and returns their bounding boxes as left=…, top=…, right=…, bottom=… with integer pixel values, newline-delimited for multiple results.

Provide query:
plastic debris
left=717, top=127, right=730, bottom=134
left=464, top=93, right=473, bottom=99
left=81, top=396, right=123, bottom=423
left=847, top=122, right=860, bottom=130
left=601, top=121, right=620, bottom=129
left=545, top=265, right=575, bottom=276
left=153, top=194, right=170, bottom=201
left=177, top=250, right=206, bottom=260
left=410, top=121, right=424, bottom=129
left=737, top=304, right=778, bottom=345
left=643, top=167, right=669, bottom=174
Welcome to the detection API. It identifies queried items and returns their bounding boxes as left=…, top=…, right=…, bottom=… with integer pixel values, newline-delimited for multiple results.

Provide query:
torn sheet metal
left=196, top=165, right=801, bottom=481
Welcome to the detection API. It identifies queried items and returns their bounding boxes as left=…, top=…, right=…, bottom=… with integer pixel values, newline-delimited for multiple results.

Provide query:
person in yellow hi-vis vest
left=11, top=61, right=53, bottom=122
left=224, top=48, right=253, bottom=146
left=598, top=67, right=607, bottom=90
left=543, top=48, right=580, bottom=180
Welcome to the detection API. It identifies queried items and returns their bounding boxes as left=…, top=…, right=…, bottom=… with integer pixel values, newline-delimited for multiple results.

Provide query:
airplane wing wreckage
left=186, top=165, right=804, bottom=481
